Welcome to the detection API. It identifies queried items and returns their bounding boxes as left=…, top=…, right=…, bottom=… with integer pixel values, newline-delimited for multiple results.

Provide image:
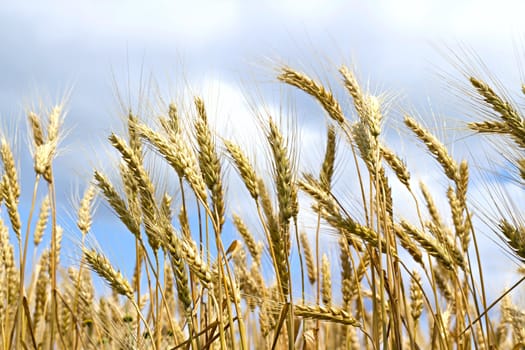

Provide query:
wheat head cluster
left=0, top=61, right=523, bottom=350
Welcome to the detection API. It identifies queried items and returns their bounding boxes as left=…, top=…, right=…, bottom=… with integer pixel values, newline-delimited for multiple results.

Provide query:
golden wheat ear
left=277, top=66, right=345, bottom=124
left=83, top=248, right=134, bottom=298
left=224, top=139, right=259, bottom=200
left=498, top=220, right=525, bottom=262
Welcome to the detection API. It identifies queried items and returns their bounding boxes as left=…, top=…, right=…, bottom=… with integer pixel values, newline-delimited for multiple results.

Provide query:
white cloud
left=365, top=0, right=525, bottom=43
left=449, top=0, right=525, bottom=37
left=268, top=0, right=347, bottom=20
left=4, top=0, right=241, bottom=46
left=2, top=0, right=524, bottom=302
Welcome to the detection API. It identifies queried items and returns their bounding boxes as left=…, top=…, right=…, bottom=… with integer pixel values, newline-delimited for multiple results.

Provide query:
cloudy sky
left=1, top=0, right=524, bottom=299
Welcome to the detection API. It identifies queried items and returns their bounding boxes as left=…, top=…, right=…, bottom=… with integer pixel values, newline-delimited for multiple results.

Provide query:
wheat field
left=0, top=62, right=523, bottom=350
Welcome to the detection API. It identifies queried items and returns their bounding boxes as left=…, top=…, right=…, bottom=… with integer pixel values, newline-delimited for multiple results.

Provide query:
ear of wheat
left=0, top=56, right=523, bottom=350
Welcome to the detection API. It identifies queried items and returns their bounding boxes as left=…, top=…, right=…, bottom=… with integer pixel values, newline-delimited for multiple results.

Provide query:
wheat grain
left=381, top=145, right=411, bottom=188
left=77, top=184, right=96, bottom=235
left=4, top=244, right=18, bottom=304
left=394, top=225, right=423, bottom=265
left=433, top=265, right=454, bottom=303
left=278, top=66, right=345, bottom=124
left=224, top=139, right=259, bottom=200
left=109, top=132, right=162, bottom=250
left=294, top=304, right=360, bottom=327
left=340, top=65, right=384, bottom=142
left=518, top=158, right=525, bottom=182
left=258, top=178, right=279, bottom=237
left=400, top=220, right=456, bottom=271
left=299, top=173, right=341, bottom=221
left=1, top=139, right=20, bottom=201
left=495, top=296, right=511, bottom=346
left=339, top=66, right=366, bottom=122
left=365, top=95, right=383, bottom=138
left=250, top=262, right=266, bottom=304
left=320, top=125, right=337, bottom=191
left=109, top=133, right=155, bottom=200
left=47, top=105, right=62, bottom=144
left=163, top=225, right=212, bottom=287
left=469, top=77, right=525, bottom=149
left=468, top=120, right=510, bottom=133
left=268, top=118, right=297, bottom=223
left=232, top=249, right=260, bottom=311
left=499, top=220, right=525, bottom=262
left=177, top=206, right=191, bottom=242
left=456, top=160, right=469, bottom=210
left=94, top=170, right=141, bottom=237
left=33, top=195, right=50, bottom=246
left=1, top=174, right=21, bottom=240
left=404, top=115, right=459, bottom=181
left=446, top=187, right=470, bottom=255
left=351, top=121, right=375, bottom=171
left=34, top=141, right=57, bottom=182
left=33, top=250, right=50, bottom=329
left=321, top=254, right=332, bottom=307
left=447, top=187, right=464, bottom=234
left=83, top=249, right=133, bottom=298
left=410, top=271, right=423, bottom=323
left=169, top=252, right=192, bottom=311
left=55, top=225, right=63, bottom=266
left=127, top=112, right=143, bottom=160
left=167, top=102, right=180, bottom=132
left=28, top=111, right=44, bottom=147
left=300, top=232, right=317, bottom=285
left=350, top=250, right=370, bottom=298
left=194, top=96, right=225, bottom=229
left=339, top=237, right=353, bottom=308
left=420, top=182, right=444, bottom=228
left=342, top=218, right=385, bottom=252
left=135, top=123, right=208, bottom=203
left=0, top=266, right=5, bottom=326
left=506, top=304, right=525, bottom=345
left=233, top=214, right=261, bottom=265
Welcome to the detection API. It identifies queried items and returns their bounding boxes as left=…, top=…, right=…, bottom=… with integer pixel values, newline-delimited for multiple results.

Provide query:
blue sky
left=1, top=0, right=524, bottom=300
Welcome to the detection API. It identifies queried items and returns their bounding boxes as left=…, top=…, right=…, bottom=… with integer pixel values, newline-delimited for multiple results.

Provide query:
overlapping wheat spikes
left=0, top=60, right=523, bottom=350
